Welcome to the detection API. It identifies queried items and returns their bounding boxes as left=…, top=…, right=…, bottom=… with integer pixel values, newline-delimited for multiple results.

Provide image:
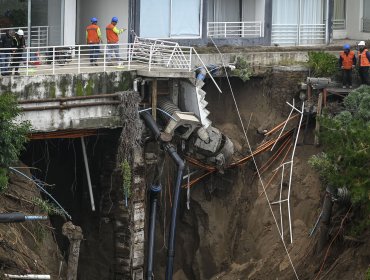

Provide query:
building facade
left=0, top=0, right=342, bottom=48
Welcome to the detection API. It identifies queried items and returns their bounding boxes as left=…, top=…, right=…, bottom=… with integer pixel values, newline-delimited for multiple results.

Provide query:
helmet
left=17, top=29, right=24, bottom=36
left=358, top=41, right=366, bottom=46
left=111, top=16, right=118, bottom=23
left=343, top=44, right=351, bottom=50
left=91, top=17, right=98, bottom=23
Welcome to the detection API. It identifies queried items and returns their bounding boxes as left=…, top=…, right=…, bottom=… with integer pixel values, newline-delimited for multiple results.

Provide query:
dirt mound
left=0, top=164, right=64, bottom=278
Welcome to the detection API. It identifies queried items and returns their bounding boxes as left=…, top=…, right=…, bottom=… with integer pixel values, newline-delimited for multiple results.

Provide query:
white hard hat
left=358, top=41, right=366, bottom=46
left=17, top=29, right=24, bottom=36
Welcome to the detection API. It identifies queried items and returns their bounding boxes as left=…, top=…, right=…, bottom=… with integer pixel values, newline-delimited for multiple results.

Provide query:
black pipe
left=0, top=213, right=47, bottom=223
left=164, top=143, right=185, bottom=280
left=139, top=111, right=185, bottom=280
left=140, top=111, right=162, bottom=140
left=147, top=185, right=161, bottom=280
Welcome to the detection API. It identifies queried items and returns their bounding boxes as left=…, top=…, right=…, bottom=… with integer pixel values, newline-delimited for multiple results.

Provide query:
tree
left=0, top=93, right=30, bottom=191
left=309, top=86, right=370, bottom=231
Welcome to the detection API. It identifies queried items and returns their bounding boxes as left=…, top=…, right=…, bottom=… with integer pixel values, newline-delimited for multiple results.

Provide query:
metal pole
left=80, top=137, right=95, bottom=211
left=27, top=0, right=31, bottom=47
left=325, top=0, right=330, bottom=44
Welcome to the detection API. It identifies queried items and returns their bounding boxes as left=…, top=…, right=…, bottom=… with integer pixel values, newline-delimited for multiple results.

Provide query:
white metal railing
left=0, top=38, right=197, bottom=76
left=362, top=18, right=370, bottom=33
left=272, top=24, right=325, bottom=46
left=333, top=19, right=346, bottom=30
left=207, top=21, right=263, bottom=38
left=0, top=26, right=49, bottom=47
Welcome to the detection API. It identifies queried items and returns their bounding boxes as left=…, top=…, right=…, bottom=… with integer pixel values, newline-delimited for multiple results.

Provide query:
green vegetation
left=307, top=51, right=338, bottom=77
left=232, top=56, right=252, bottom=82
left=309, top=86, right=370, bottom=234
left=366, top=266, right=370, bottom=280
left=121, top=160, right=132, bottom=201
left=32, top=197, right=65, bottom=217
left=0, top=93, right=30, bottom=192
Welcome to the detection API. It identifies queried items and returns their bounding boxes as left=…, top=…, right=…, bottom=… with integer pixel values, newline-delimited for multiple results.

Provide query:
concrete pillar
left=62, top=222, right=83, bottom=280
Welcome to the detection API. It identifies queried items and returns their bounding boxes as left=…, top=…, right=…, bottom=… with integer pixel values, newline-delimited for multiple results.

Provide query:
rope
left=210, top=37, right=300, bottom=280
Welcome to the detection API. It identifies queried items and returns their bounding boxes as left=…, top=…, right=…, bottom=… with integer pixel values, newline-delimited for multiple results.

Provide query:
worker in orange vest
left=358, top=41, right=370, bottom=85
left=106, top=17, right=126, bottom=66
left=339, top=44, right=356, bottom=89
left=86, top=17, right=102, bottom=66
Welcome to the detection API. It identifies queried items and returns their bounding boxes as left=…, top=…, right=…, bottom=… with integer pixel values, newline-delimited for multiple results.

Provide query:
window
left=333, top=0, right=346, bottom=30
left=140, top=0, right=202, bottom=39
left=363, top=0, right=370, bottom=32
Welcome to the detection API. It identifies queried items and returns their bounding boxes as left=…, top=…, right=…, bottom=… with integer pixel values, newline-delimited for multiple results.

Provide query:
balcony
left=272, top=24, right=326, bottom=46
left=207, top=21, right=264, bottom=38
left=333, top=19, right=346, bottom=30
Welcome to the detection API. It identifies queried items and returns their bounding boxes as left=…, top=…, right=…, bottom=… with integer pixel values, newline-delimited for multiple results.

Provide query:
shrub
left=0, top=93, right=30, bottom=191
left=232, top=56, right=252, bottom=82
left=309, top=86, right=370, bottom=233
left=307, top=51, right=338, bottom=77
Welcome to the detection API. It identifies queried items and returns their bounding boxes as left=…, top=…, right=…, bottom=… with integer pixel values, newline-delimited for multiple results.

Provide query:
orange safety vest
left=359, top=49, right=370, bottom=67
left=106, top=23, right=118, bottom=43
left=86, top=24, right=100, bottom=44
left=340, top=51, right=355, bottom=70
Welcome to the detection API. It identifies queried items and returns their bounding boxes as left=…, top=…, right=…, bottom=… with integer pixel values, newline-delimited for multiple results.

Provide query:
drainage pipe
left=0, top=213, right=47, bottom=223
left=164, top=143, right=185, bottom=280
left=147, top=184, right=161, bottom=280
left=139, top=111, right=184, bottom=280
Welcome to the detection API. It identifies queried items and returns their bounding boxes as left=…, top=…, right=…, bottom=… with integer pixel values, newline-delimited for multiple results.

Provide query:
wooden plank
left=314, top=92, right=323, bottom=146
left=151, top=79, right=158, bottom=121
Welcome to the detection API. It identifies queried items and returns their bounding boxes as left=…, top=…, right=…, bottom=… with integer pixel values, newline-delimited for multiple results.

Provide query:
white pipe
left=287, top=102, right=305, bottom=244
left=5, top=275, right=51, bottom=279
left=81, top=137, right=95, bottom=211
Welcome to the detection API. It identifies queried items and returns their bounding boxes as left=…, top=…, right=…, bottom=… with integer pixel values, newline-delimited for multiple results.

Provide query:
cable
left=210, top=37, right=300, bottom=280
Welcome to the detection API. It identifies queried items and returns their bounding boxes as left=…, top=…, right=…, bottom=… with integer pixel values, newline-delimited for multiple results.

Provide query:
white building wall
left=77, top=0, right=129, bottom=44
left=345, top=0, right=369, bottom=40
left=255, top=0, right=265, bottom=22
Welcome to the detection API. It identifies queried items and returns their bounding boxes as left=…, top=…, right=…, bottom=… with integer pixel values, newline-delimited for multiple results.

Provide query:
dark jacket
left=0, top=32, right=13, bottom=52
left=11, top=35, right=26, bottom=52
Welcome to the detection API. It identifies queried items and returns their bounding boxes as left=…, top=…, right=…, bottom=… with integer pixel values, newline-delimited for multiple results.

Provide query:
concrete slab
left=136, top=69, right=194, bottom=78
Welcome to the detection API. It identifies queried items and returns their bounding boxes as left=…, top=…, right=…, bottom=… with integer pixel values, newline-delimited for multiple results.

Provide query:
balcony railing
left=333, top=19, right=346, bottom=30
left=272, top=24, right=326, bottom=46
left=362, top=18, right=370, bottom=33
left=0, top=37, right=204, bottom=76
left=0, top=26, right=49, bottom=47
left=207, top=21, right=263, bottom=38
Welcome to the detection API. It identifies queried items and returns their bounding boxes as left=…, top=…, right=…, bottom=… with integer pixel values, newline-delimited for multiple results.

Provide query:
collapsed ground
left=0, top=70, right=369, bottom=280
left=152, top=74, right=370, bottom=280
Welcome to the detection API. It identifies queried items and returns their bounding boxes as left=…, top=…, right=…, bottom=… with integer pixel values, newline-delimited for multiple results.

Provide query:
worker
left=106, top=16, right=126, bottom=66
left=11, top=29, right=26, bottom=76
left=86, top=17, right=102, bottom=66
left=358, top=41, right=370, bottom=85
left=0, top=29, right=13, bottom=76
left=339, top=44, right=356, bottom=89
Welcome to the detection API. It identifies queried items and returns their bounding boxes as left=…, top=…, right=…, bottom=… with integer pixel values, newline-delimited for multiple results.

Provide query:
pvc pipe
left=4, top=274, right=50, bottom=279
left=81, top=137, right=95, bottom=211
left=147, top=185, right=161, bottom=280
left=0, top=213, right=47, bottom=223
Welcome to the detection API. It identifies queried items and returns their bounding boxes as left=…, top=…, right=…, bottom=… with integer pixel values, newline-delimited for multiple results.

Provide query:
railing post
left=242, top=22, right=245, bottom=38
left=128, top=43, right=132, bottom=70
left=149, top=45, right=153, bottom=71
left=224, top=22, right=227, bottom=38
left=188, top=47, right=192, bottom=72
left=52, top=47, right=55, bottom=75
left=259, top=21, right=262, bottom=37
left=78, top=45, right=81, bottom=74
left=103, top=44, right=106, bottom=72
left=26, top=47, right=30, bottom=76
left=38, top=26, right=41, bottom=48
